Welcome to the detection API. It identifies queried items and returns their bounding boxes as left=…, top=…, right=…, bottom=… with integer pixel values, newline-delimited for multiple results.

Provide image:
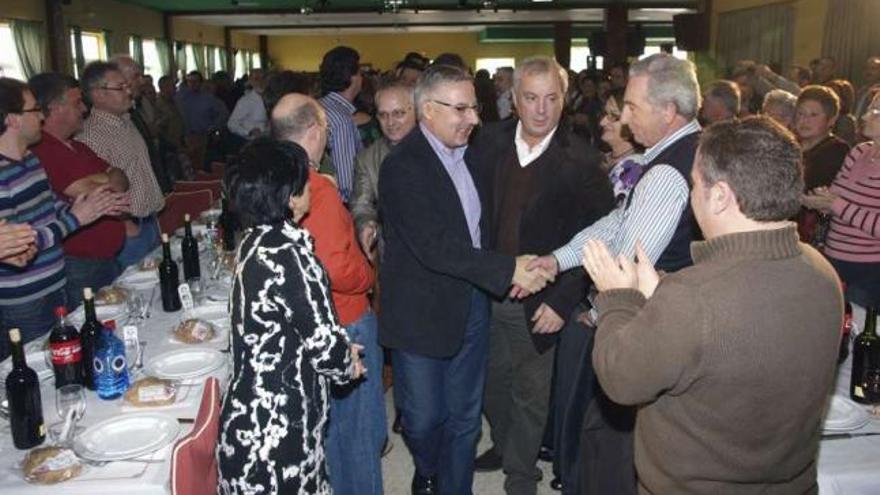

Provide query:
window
left=252, top=52, right=261, bottom=70
left=142, top=39, right=163, bottom=86
left=0, top=23, right=25, bottom=80
left=640, top=42, right=689, bottom=61
left=234, top=50, right=246, bottom=80
left=476, top=57, right=514, bottom=75
left=570, top=46, right=603, bottom=73
left=70, top=29, right=106, bottom=79
left=214, top=48, right=224, bottom=73
left=184, top=43, right=198, bottom=74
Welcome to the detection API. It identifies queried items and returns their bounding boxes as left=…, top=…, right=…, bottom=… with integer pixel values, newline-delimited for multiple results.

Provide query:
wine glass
left=52, top=384, right=86, bottom=446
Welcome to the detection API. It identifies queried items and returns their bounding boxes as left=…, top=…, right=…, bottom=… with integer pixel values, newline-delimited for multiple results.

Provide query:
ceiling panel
left=116, top=0, right=699, bottom=14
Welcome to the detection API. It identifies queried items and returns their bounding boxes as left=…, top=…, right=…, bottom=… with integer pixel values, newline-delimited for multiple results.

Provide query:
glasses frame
left=431, top=99, right=482, bottom=117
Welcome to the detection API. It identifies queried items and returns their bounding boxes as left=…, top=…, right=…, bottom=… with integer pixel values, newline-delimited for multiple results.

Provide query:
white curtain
left=156, top=38, right=170, bottom=77
left=10, top=20, right=46, bottom=79
left=716, top=3, right=794, bottom=74
left=823, top=0, right=880, bottom=85
left=129, top=35, right=144, bottom=66
left=218, top=47, right=228, bottom=72
left=191, top=43, right=206, bottom=77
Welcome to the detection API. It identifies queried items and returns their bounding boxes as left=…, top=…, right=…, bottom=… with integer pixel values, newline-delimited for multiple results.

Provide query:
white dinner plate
left=73, top=412, right=180, bottom=462
left=145, top=348, right=226, bottom=380
left=823, top=395, right=871, bottom=432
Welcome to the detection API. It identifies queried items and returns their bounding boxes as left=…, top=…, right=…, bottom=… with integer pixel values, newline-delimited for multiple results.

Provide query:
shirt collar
left=324, top=91, right=357, bottom=115
left=89, top=108, right=130, bottom=125
left=515, top=121, right=557, bottom=167
left=420, top=123, right=466, bottom=161
left=643, top=119, right=701, bottom=163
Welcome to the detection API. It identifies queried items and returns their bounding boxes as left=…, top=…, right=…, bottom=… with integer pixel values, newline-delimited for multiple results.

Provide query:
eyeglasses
left=377, top=108, right=412, bottom=120
left=100, top=84, right=130, bottom=92
left=431, top=100, right=481, bottom=116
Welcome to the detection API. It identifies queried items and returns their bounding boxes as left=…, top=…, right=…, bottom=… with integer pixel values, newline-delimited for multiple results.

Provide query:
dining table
left=0, top=230, right=232, bottom=495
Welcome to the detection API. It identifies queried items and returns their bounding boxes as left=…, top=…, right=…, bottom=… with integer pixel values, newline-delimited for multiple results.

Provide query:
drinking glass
left=51, top=384, right=86, bottom=446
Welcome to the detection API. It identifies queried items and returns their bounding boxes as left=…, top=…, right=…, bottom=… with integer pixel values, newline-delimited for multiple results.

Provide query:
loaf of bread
left=124, top=377, right=177, bottom=407
left=22, top=446, right=82, bottom=484
left=173, top=319, right=215, bottom=344
left=95, top=286, right=129, bottom=305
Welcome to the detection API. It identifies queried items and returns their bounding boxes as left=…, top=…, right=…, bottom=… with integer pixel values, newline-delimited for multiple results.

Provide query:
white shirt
left=514, top=121, right=558, bottom=167
left=227, top=90, right=268, bottom=139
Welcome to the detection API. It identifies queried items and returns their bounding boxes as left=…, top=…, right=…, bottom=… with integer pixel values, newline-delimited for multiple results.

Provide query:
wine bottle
left=159, top=233, right=182, bottom=312
left=220, top=196, right=237, bottom=252
left=181, top=214, right=201, bottom=281
left=851, top=306, right=879, bottom=403
left=5, top=328, right=46, bottom=449
left=80, top=288, right=102, bottom=390
left=93, top=321, right=130, bottom=400
left=48, top=306, right=83, bottom=388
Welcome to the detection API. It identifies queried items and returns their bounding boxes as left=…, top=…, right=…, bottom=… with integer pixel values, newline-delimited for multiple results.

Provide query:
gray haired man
left=524, top=53, right=704, bottom=494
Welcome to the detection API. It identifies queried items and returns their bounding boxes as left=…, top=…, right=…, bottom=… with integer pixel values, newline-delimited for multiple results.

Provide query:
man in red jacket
left=271, top=93, right=384, bottom=495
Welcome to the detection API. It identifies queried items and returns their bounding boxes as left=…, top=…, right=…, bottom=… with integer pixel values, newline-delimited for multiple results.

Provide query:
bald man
left=271, top=94, right=386, bottom=495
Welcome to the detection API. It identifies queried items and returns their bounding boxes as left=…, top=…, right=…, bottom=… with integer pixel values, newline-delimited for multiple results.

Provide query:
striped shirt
left=0, top=152, right=79, bottom=306
left=553, top=120, right=700, bottom=271
left=825, top=142, right=880, bottom=262
left=320, top=92, right=363, bottom=203
left=78, top=109, right=165, bottom=217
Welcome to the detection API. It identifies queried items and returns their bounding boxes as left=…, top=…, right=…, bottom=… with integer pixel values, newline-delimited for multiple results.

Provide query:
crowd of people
left=0, top=43, right=879, bottom=495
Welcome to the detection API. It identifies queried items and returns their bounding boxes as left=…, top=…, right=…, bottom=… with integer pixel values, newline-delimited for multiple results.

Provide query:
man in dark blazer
left=471, top=56, right=614, bottom=495
left=378, top=64, right=553, bottom=495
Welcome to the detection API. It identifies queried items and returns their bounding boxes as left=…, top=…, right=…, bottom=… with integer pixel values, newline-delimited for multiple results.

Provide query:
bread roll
left=124, top=377, right=177, bottom=407
left=173, top=319, right=215, bottom=344
left=22, top=446, right=82, bottom=484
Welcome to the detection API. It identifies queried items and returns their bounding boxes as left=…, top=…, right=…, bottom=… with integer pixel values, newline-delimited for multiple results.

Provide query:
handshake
left=510, top=254, right=559, bottom=299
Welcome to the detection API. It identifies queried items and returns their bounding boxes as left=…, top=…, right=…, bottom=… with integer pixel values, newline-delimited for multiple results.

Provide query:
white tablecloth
left=817, top=304, right=880, bottom=495
left=0, top=256, right=231, bottom=494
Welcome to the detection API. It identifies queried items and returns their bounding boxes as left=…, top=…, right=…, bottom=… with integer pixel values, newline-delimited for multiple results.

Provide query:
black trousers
left=552, top=316, right=637, bottom=495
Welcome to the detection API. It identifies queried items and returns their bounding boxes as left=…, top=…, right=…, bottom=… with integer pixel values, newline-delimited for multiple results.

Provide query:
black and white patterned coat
left=217, top=221, right=353, bottom=495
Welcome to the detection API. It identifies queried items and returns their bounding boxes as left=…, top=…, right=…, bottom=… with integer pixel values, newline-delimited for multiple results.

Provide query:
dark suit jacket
left=471, top=119, right=614, bottom=352
left=378, top=126, right=515, bottom=358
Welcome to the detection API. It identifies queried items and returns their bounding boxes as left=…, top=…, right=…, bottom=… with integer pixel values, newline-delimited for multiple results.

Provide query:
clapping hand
left=349, top=343, right=367, bottom=380
left=582, top=240, right=659, bottom=299
left=0, top=220, right=36, bottom=264
left=71, top=185, right=131, bottom=226
left=802, top=187, right=837, bottom=214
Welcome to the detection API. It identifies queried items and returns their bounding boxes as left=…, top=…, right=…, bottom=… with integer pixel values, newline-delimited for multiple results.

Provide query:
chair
left=159, top=190, right=214, bottom=235
left=173, top=180, right=222, bottom=200
left=170, top=377, right=221, bottom=495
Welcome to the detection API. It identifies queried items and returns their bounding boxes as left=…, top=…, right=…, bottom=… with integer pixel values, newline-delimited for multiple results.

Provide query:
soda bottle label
left=50, top=341, right=82, bottom=365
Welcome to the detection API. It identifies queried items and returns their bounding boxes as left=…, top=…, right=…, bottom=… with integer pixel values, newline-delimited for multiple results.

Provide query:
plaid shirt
left=77, top=109, right=165, bottom=217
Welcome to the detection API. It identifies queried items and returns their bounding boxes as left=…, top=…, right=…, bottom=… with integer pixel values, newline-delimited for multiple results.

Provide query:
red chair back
left=159, top=190, right=213, bottom=235
left=173, top=180, right=222, bottom=200
left=170, top=377, right=221, bottom=495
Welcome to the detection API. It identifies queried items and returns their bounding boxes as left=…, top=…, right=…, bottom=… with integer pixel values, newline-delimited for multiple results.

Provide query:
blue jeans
left=64, top=256, right=120, bottom=311
left=392, top=290, right=490, bottom=495
left=326, top=309, right=386, bottom=495
left=116, top=217, right=160, bottom=270
left=0, top=289, right=65, bottom=360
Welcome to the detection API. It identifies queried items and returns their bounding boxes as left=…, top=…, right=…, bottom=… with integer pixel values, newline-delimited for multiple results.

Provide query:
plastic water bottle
left=93, top=321, right=130, bottom=400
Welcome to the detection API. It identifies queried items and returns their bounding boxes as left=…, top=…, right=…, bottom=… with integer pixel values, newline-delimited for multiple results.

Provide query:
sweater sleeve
left=592, top=281, right=705, bottom=406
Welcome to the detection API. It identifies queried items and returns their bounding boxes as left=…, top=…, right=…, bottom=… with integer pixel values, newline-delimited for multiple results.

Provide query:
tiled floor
left=380, top=388, right=559, bottom=495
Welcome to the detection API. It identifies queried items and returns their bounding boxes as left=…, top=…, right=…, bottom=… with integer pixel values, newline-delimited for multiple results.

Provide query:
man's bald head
left=271, top=93, right=325, bottom=142
left=271, top=93, right=328, bottom=163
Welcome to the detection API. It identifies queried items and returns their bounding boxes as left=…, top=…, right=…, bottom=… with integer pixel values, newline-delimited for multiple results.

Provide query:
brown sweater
left=593, top=226, right=842, bottom=495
